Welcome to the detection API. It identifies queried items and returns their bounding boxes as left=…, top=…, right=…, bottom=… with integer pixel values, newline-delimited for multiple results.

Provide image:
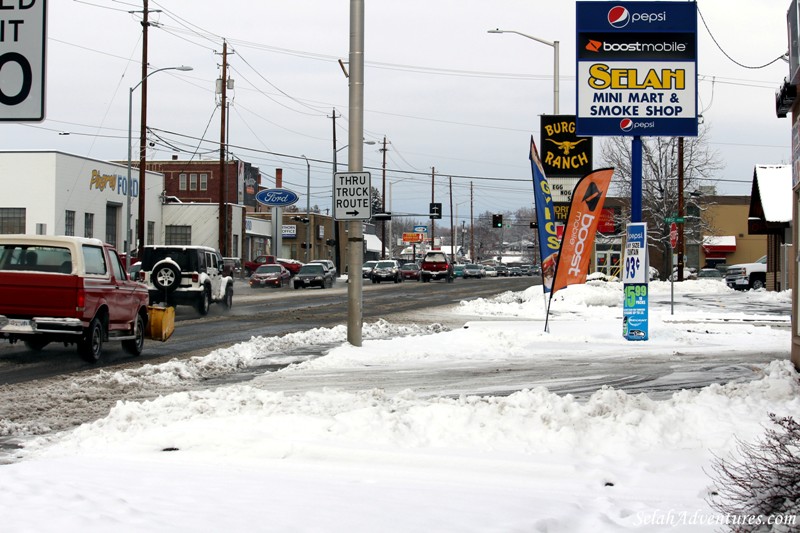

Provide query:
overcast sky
left=1, top=0, right=792, bottom=222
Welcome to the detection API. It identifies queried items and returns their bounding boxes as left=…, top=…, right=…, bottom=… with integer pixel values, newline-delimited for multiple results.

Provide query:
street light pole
left=126, top=65, right=192, bottom=272
left=303, top=155, right=310, bottom=262
left=488, top=29, right=559, bottom=114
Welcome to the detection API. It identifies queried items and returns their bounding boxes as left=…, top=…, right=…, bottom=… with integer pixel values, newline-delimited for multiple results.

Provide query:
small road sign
left=402, top=232, right=424, bottom=243
left=669, top=222, right=678, bottom=248
left=333, top=171, right=371, bottom=221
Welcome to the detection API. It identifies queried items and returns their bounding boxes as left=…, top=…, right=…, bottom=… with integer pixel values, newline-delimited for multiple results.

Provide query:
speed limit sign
left=669, top=222, right=678, bottom=248
left=0, top=0, right=47, bottom=121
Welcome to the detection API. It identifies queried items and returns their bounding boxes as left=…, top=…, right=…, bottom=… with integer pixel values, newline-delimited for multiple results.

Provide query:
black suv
left=140, top=245, right=234, bottom=315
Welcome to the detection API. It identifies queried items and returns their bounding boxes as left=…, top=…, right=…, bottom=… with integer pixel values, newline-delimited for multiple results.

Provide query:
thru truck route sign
left=333, top=171, right=371, bottom=221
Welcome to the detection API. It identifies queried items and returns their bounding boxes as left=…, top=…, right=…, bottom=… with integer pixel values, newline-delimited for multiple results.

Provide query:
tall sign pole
left=347, top=0, right=366, bottom=347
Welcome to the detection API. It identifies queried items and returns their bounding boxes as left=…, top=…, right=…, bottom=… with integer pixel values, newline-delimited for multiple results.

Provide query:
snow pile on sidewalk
left=0, top=280, right=795, bottom=532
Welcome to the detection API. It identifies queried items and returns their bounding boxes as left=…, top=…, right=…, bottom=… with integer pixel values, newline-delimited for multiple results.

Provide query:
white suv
left=309, top=259, right=337, bottom=278
left=140, top=245, right=234, bottom=315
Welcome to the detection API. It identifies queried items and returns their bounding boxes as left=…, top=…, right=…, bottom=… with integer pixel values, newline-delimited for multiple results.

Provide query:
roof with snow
left=748, top=165, right=791, bottom=234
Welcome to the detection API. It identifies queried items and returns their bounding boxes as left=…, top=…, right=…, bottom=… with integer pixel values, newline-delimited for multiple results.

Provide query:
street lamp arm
left=125, top=64, right=193, bottom=272
left=488, top=28, right=555, bottom=48
left=132, top=65, right=193, bottom=93
left=487, top=29, right=559, bottom=114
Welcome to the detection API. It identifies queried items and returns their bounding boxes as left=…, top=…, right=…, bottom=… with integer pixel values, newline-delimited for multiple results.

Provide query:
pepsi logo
left=619, top=118, right=633, bottom=132
left=608, top=6, right=630, bottom=28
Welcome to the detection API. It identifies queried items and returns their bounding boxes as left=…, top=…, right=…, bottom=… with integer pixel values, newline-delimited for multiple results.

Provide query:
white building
left=0, top=151, right=245, bottom=257
left=0, top=151, right=163, bottom=252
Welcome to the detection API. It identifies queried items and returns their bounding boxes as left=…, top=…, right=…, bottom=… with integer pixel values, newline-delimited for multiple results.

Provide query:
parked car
left=531, top=265, right=542, bottom=276
left=495, top=265, right=509, bottom=277
left=293, top=263, right=335, bottom=289
left=399, top=262, right=421, bottom=281
left=249, top=264, right=290, bottom=288
left=277, top=258, right=303, bottom=276
left=371, top=260, right=402, bottom=283
left=309, top=259, right=337, bottom=278
left=420, top=251, right=454, bottom=283
left=223, top=257, right=243, bottom=278
left=453, top=265, right=465, bottom=278
left=140, top=245, right=234, bottom=315
left=520, top=264, right=533, bottom=276
left=509, top=266, right=523, bottom=277
left=697, top=268, right=724, bottom=280
left=669, top=267, right=698, bottom=281
left=484, top=265, right=498, bottom=277
left=725, top=255, right=767, bottom=290
left=462, top=264, right=483, bottom=279
left=128, top=261, right=143, bottom=282
left=362, top=260, right=377, bottom=278
left=243, top=254, right=277, bottom=277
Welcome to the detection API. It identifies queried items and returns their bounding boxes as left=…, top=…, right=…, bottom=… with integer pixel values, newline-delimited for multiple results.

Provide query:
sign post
left=0, top=0, right=47, bottom=122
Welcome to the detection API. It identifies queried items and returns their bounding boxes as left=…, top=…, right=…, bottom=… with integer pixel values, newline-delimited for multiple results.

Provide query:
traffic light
left=429, top=202, right=442, bottom=220
left=492, top=214, right=503, bottom=228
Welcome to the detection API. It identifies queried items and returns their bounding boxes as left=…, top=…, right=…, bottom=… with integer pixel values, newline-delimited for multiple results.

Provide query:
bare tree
left=707, top=414, right=800, bottom=531
left=599, top=125, right=723, bottom=275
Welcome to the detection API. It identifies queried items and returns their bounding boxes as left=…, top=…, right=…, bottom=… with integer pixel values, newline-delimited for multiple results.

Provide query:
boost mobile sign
left=576, top=1, right=697, bottom=137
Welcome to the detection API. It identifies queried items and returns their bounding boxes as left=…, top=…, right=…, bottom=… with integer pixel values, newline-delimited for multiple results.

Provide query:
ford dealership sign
left=255, top=188, right=299, bottom=207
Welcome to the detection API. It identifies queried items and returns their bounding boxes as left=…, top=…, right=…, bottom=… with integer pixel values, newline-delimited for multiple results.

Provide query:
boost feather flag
left=550, top=168, right=614, bottom=297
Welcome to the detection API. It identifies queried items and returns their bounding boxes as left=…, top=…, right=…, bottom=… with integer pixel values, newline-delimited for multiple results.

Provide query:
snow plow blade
left=147, top=305, right=175, bottom=342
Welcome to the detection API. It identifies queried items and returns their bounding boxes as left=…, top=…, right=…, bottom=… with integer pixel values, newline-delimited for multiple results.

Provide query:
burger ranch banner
left=576, top=1, right=698, bottom=137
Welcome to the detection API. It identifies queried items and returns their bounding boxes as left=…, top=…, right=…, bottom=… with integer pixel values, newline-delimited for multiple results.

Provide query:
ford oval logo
left=255, top=188, right=300, bottom=207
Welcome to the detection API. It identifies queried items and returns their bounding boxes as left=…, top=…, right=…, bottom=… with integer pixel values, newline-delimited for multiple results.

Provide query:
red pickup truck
left=420, top=250, right=454, bottom=283
left=244, top=254, right=277, bottom=277
left=0, top=235, right=150, bottom=362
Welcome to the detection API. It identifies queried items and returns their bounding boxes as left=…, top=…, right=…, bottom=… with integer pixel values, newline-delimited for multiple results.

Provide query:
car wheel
left=294, top=283, right=301, bottom=289
left=121, top=312, right=145, bottom=356
left=152, top=261, right=181, bottom=293
left=197, top=286, right=211, bottom=315
left=220, top=285, right=233, bottom=309
left=751, top=278, right=765, bottom=290
left=78, top=317, right=104, bottom=363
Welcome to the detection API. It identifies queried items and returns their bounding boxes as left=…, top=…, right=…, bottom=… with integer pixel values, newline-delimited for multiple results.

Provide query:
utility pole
left=470, top=181, right=475, bottom=262
left=136, top=0, right=150, bottom=253
left=430, top=167, right=435, bottom=246
left=449, top=176, right=455, bottom=263
left=330, top=108, right=342, bottom=273
left=218, top=40, right=229, bottom=255
left=380, top=135, right=388, bottom=259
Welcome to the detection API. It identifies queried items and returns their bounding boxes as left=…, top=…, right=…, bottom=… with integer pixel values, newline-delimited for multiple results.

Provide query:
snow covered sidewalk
left=0, top=280, right=796, bottom=532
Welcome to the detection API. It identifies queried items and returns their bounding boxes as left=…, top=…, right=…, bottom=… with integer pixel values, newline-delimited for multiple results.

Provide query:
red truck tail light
left=192, top=273, right=199, bottom=283
left=76, top=288, right=86, bottom=312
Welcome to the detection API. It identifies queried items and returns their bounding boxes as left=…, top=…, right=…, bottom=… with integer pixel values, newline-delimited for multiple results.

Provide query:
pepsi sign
left=255, top=188, right=299, bottom=207
left=576, top=1, right=697, bottom=137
